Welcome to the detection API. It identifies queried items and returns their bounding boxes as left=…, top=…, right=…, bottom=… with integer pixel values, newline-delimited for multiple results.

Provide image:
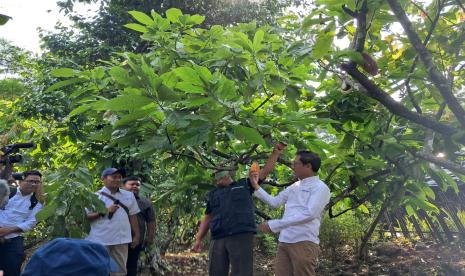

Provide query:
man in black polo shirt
left=122, top=176, right=156, bottom=276
left=193, top=143, right=286, bottom=276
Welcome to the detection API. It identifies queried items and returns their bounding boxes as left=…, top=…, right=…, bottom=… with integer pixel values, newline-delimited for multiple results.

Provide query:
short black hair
left=23, top=170, right=42, bottom=179
left=123, top=176, right=141, bottom=184
left=296, top=150, right=321, bottom=172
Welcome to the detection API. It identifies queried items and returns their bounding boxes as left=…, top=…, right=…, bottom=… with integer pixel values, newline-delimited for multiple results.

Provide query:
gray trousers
left=209, top=233, right=254, bottom=276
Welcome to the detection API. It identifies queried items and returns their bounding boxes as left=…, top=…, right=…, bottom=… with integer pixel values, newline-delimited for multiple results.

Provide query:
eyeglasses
left=23, top=180, right=42, bottom=186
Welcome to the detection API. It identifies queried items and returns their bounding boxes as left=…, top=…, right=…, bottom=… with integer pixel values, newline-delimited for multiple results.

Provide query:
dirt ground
left=159, top=240, right=465, bottom=275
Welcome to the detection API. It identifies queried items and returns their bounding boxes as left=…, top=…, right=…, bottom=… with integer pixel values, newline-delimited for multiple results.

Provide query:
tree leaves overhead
left=4, top=0, right=465, bottom=240
left=232, top=125, right=267, bottom=146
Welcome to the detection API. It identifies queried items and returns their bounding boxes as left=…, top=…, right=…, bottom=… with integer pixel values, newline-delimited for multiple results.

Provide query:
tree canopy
left=1, top=0, right=464, bottom=241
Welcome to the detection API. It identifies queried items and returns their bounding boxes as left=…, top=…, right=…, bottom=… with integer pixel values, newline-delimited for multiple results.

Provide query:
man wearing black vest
left=0, top=170, right=43, bottom=276
left=193, top=143, right=286, bottom=276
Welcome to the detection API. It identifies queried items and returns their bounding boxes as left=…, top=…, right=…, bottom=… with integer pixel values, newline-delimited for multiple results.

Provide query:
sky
left=0, top=0, right=98, bottom=53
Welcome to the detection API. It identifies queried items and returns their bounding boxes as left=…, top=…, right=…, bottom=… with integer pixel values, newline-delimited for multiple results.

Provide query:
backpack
left=9, top=187, right=39, bottom=210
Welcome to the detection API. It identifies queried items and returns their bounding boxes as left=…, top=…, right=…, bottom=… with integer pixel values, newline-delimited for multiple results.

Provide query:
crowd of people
left=0, top=143, right=330, bottom=276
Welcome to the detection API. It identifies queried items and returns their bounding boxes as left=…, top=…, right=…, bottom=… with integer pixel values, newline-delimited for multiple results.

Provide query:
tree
left=5, top=0, right=465, bottom=262
left=40, top=0, right=298, bottom=66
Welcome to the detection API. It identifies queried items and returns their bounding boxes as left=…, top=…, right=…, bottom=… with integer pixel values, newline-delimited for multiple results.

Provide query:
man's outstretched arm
left=259, top=142, right=286, bottom=180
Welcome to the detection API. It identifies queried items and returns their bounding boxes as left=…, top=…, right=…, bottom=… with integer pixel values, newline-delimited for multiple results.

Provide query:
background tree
left=40, top=0, right=299, bottom=66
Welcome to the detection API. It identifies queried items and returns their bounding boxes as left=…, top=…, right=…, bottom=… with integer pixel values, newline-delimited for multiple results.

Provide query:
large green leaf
left=104, top=95, right=153, bottom=111
left=51, top=68, right=79, bottom=77
left=124, top=23, right=148, bottom=33
left=312, top=25, right=335, bottom=59
left=174, top=67, right=204, bottom=87
left=128, top=10, right=154, bottom=26
left=166, top=8, right=183, bottom=23
left=36, top=203, right=58, bottom=221
left=232, top=125, right=266, bottom=146
left=253, top=30, right=265, bottom=52
left=109, top=66, right=131, bottom=84
left=46, top=78, right=84, bottom=92
left=0, top=14, right=12, bottom=25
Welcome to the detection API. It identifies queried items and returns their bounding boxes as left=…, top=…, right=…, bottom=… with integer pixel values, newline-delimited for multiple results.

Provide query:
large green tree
left=4, top=0, right=465, bottom=262
left=40, top=0, right=299, bottom=66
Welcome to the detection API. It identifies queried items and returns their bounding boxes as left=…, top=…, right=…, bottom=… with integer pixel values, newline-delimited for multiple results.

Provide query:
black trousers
left=0, top=236, right=25, bottom=276
left=126, top=244, right=143, bottom=276
left=208, top=233, right=254, bottom=276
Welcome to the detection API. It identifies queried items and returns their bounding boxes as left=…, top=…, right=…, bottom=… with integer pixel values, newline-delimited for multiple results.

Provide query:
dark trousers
left=209, top=233, right=254, bottom=276
left=0, top=236, right=25, bottom=276
left=126, top=244, right=143, bottom=276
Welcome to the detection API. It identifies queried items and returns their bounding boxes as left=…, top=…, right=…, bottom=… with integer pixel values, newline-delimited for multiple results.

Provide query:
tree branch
left=352, top=0, right=368, bottom=52
left=409, top=0, right=433, bottom=23
left=324, top=162, right=344, bottom=183
left=261, top=179, right=295, bottom=188
left=387, top=0, right=465, bottom=128
left=403, top=1, right=441, bottom=113
left=252, top=94, right=274, bottom=113
left=412, top=150, right=465, bottom=176
left=211, top=149, right=232, bottom=159
left=341, top=63, right=462, bottom=142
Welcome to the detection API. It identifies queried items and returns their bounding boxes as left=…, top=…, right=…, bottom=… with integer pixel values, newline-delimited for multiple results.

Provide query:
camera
left=0, top=142, right=34, bottom=181
left=1, top=155, right=22, bottom=165
left=1, top=142, right=34, bottom=155
left=12, top=172, right=24, bottom=181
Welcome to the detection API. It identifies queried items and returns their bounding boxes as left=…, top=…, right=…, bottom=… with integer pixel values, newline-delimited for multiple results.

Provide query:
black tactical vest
left=208, top=178, right=256, bottom=240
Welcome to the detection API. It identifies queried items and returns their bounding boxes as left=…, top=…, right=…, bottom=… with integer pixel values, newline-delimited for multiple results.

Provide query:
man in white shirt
left=0, top=170, right=44, bottom=276
left=250, top=150, right=331, bottom=276
left=86, top=168, right=140, bottom=276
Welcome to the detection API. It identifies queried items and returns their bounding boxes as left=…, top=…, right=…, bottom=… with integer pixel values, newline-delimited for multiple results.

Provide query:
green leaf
left=183, top=97, right=211, bottom=107
left=232, top=125, right=266, bottom=146
left=302, top=16, right=319, bottom=30
left=51, top=68, right=79, bottom=78
left=233, top=32, right=253, bottom=52
left=174, top=67, right=204, bottom=86
left=166, top=8, right=183, bottom=23
left=334, top=50, right=364, bottom=64
left=109, top=66, right=131, bottom=84
left=114, top=108, right=154, bottom=127
left=36, top=203, right=57, bottom=221
left=187, top=15, right=205, bottom=25
left=405, top=205, right=416, bottom=217
left=0, top=14, right=12, bottom=25
left=69, top=104, right=92, bottom=117
left=128, top=11, right=154, bottom=26
left=104, top=95, right=153, bottom=111
left=124, top=23, right=148, bottom=33
left=46, top=78, right=84, bottom=92
left=175, top=82, right=205, bottom=94
left=358, top=204, right=370, bottom=214
left=178, top=121, right=211, bottom=146
left=267, top=75, right=287, bottom=94
left=422, top=185, right=436, bottom=200
left=253, top=30, right=265, bottom=52
left=312, top=27, right=335, bottom=59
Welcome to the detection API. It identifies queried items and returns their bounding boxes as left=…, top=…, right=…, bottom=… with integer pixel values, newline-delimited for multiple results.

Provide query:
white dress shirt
left=254, top=176, right=330, bottom=244
left=0, top=189, right=43, bottom=239
left=86, top=187, right=140, bottom=246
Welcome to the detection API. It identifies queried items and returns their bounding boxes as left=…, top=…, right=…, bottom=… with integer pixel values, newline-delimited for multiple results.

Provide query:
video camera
left=0, top=142, right=34, bottom=181
left=1, top=142, right=34, bottom=164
